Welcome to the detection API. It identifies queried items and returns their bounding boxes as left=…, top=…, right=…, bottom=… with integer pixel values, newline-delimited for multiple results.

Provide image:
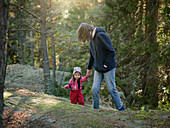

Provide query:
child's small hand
left=61, top=86, right=67, bottom=89
left=64, top=85, right=67, bottom=89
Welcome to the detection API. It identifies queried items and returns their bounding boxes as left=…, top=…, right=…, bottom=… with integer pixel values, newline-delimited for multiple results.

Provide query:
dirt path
left=3, top=85, right=170, bottom=128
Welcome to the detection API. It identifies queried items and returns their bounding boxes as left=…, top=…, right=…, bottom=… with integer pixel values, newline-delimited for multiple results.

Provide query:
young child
left=64, top=67, right=88, bottom=106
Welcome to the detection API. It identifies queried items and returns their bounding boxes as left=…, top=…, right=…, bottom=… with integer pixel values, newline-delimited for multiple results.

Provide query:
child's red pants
left=70, top=89, right=84, bottom=106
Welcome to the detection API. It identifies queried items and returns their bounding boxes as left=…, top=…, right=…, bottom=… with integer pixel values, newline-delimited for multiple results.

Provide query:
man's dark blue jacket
left=87, top=27, right=116, bottom=73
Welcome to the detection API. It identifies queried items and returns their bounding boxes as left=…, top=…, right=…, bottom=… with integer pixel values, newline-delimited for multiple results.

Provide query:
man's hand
left=86, top=69, right=92, bottom=76
left=104, top=65, right=107, bottom=68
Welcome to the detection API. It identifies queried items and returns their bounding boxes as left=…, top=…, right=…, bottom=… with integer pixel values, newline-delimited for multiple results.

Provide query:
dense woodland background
left=0, top=0, right=169, bottom=126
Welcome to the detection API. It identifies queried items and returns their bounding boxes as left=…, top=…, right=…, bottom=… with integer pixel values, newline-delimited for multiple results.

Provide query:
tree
left=49, top=0, right=57, bottom=95
left=141, top=0, right=160, bottom=108
left=0, top=0, right=9, bottom=127
left=30, top=27, right=34, bottom=67
left=40, top=0, right=52, bottom=94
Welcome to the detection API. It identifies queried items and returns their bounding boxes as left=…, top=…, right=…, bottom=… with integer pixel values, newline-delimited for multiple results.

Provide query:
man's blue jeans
left=92, top=68, right=122, bottom=109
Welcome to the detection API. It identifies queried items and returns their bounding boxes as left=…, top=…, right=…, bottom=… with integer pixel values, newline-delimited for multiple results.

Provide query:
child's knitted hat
left=73, top=67, right=82, bottom=74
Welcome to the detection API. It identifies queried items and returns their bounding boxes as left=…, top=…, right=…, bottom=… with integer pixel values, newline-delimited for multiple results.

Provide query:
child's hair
left=77, top=23, right=95, bottom=42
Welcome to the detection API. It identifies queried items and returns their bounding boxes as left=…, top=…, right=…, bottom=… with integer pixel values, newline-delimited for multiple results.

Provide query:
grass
left=4, top=87, right=170, bottom=128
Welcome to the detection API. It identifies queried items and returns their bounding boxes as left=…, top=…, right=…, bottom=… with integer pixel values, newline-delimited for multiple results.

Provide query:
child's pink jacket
left=64, top=76, right=88, bottom=90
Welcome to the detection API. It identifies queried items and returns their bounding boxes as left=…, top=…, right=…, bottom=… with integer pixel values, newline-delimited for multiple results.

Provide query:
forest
left=0, top=0, right=169, bottom=127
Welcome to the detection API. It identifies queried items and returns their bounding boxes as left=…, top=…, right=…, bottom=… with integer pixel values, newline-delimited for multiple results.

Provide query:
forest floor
left=3, top=64, right=170, bottom=128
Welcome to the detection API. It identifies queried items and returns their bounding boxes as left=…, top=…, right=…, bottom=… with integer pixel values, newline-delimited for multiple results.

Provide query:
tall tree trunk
left=30, top=30, right=34, bottom=67
left=23, top=32, right=27, bottom=64
left=17, top=31, right=24, bottom=63
left=52, top=34, right=56, bottom=95
left=0, top=0, right=9, bottom=127
left=40, top=0, right=52, bottom=94
left=145, top=0, right=149, bottom=38
left=17, top=0, right=25, bottom=64
left=136, top=0, right=144, bottom=41
left=143, top=0, right=159, bottom=108
left=50, top=0, right=57, bottom=95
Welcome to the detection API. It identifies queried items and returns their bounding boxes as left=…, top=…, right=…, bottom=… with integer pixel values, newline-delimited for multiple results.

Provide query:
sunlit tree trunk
left=40, top=0, right=52, bottom=94
left=145, top=0, right=149, bottom=39
left=136, top=0, right=144, bottom=41
left=50, top=0, right=57, bottom=95
left=0, top=0, right=9, bottom=127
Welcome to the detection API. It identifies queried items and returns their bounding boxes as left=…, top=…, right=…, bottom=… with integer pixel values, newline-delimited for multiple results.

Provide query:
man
left=77, top=23, right=125, bottom=111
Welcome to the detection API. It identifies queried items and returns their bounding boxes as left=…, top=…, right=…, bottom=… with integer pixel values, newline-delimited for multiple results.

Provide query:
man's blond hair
left=77, top=23, right=95, bottom=42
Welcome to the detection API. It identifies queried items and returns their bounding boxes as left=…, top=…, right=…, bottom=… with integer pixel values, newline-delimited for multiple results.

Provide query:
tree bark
left=0, top=0, right=9, bottom=127
left=50, top=0, right=57, bottom=95
left=17, top=31, right=25, bottom=64
left=30, top=29, right=34, bottom=67
left=40, top=0, right=52, bottom=94
left=145, top=0, right=149, bottom=39
left=143, top=0, right=159, bottom=108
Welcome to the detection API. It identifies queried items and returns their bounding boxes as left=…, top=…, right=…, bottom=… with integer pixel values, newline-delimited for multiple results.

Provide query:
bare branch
left=10, top=3, right=41, bottom=21
left=9, top=29, right=41, bottom=33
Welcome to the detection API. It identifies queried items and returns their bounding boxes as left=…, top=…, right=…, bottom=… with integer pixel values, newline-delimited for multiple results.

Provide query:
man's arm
left=87, top=51, right=94, bottom=70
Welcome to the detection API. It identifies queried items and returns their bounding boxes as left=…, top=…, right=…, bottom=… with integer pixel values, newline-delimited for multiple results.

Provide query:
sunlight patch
left=4, top=91, right=13, bottom=99
left=31, top=98, right=61, bottom=105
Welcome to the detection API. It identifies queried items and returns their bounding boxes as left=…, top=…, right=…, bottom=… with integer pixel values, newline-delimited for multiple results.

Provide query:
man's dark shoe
left=119, top=105, right=125, bottom=111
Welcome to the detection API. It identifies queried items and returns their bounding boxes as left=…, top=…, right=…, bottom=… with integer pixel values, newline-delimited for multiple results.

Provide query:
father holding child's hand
left=77, top=23, right=125, bottom=111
